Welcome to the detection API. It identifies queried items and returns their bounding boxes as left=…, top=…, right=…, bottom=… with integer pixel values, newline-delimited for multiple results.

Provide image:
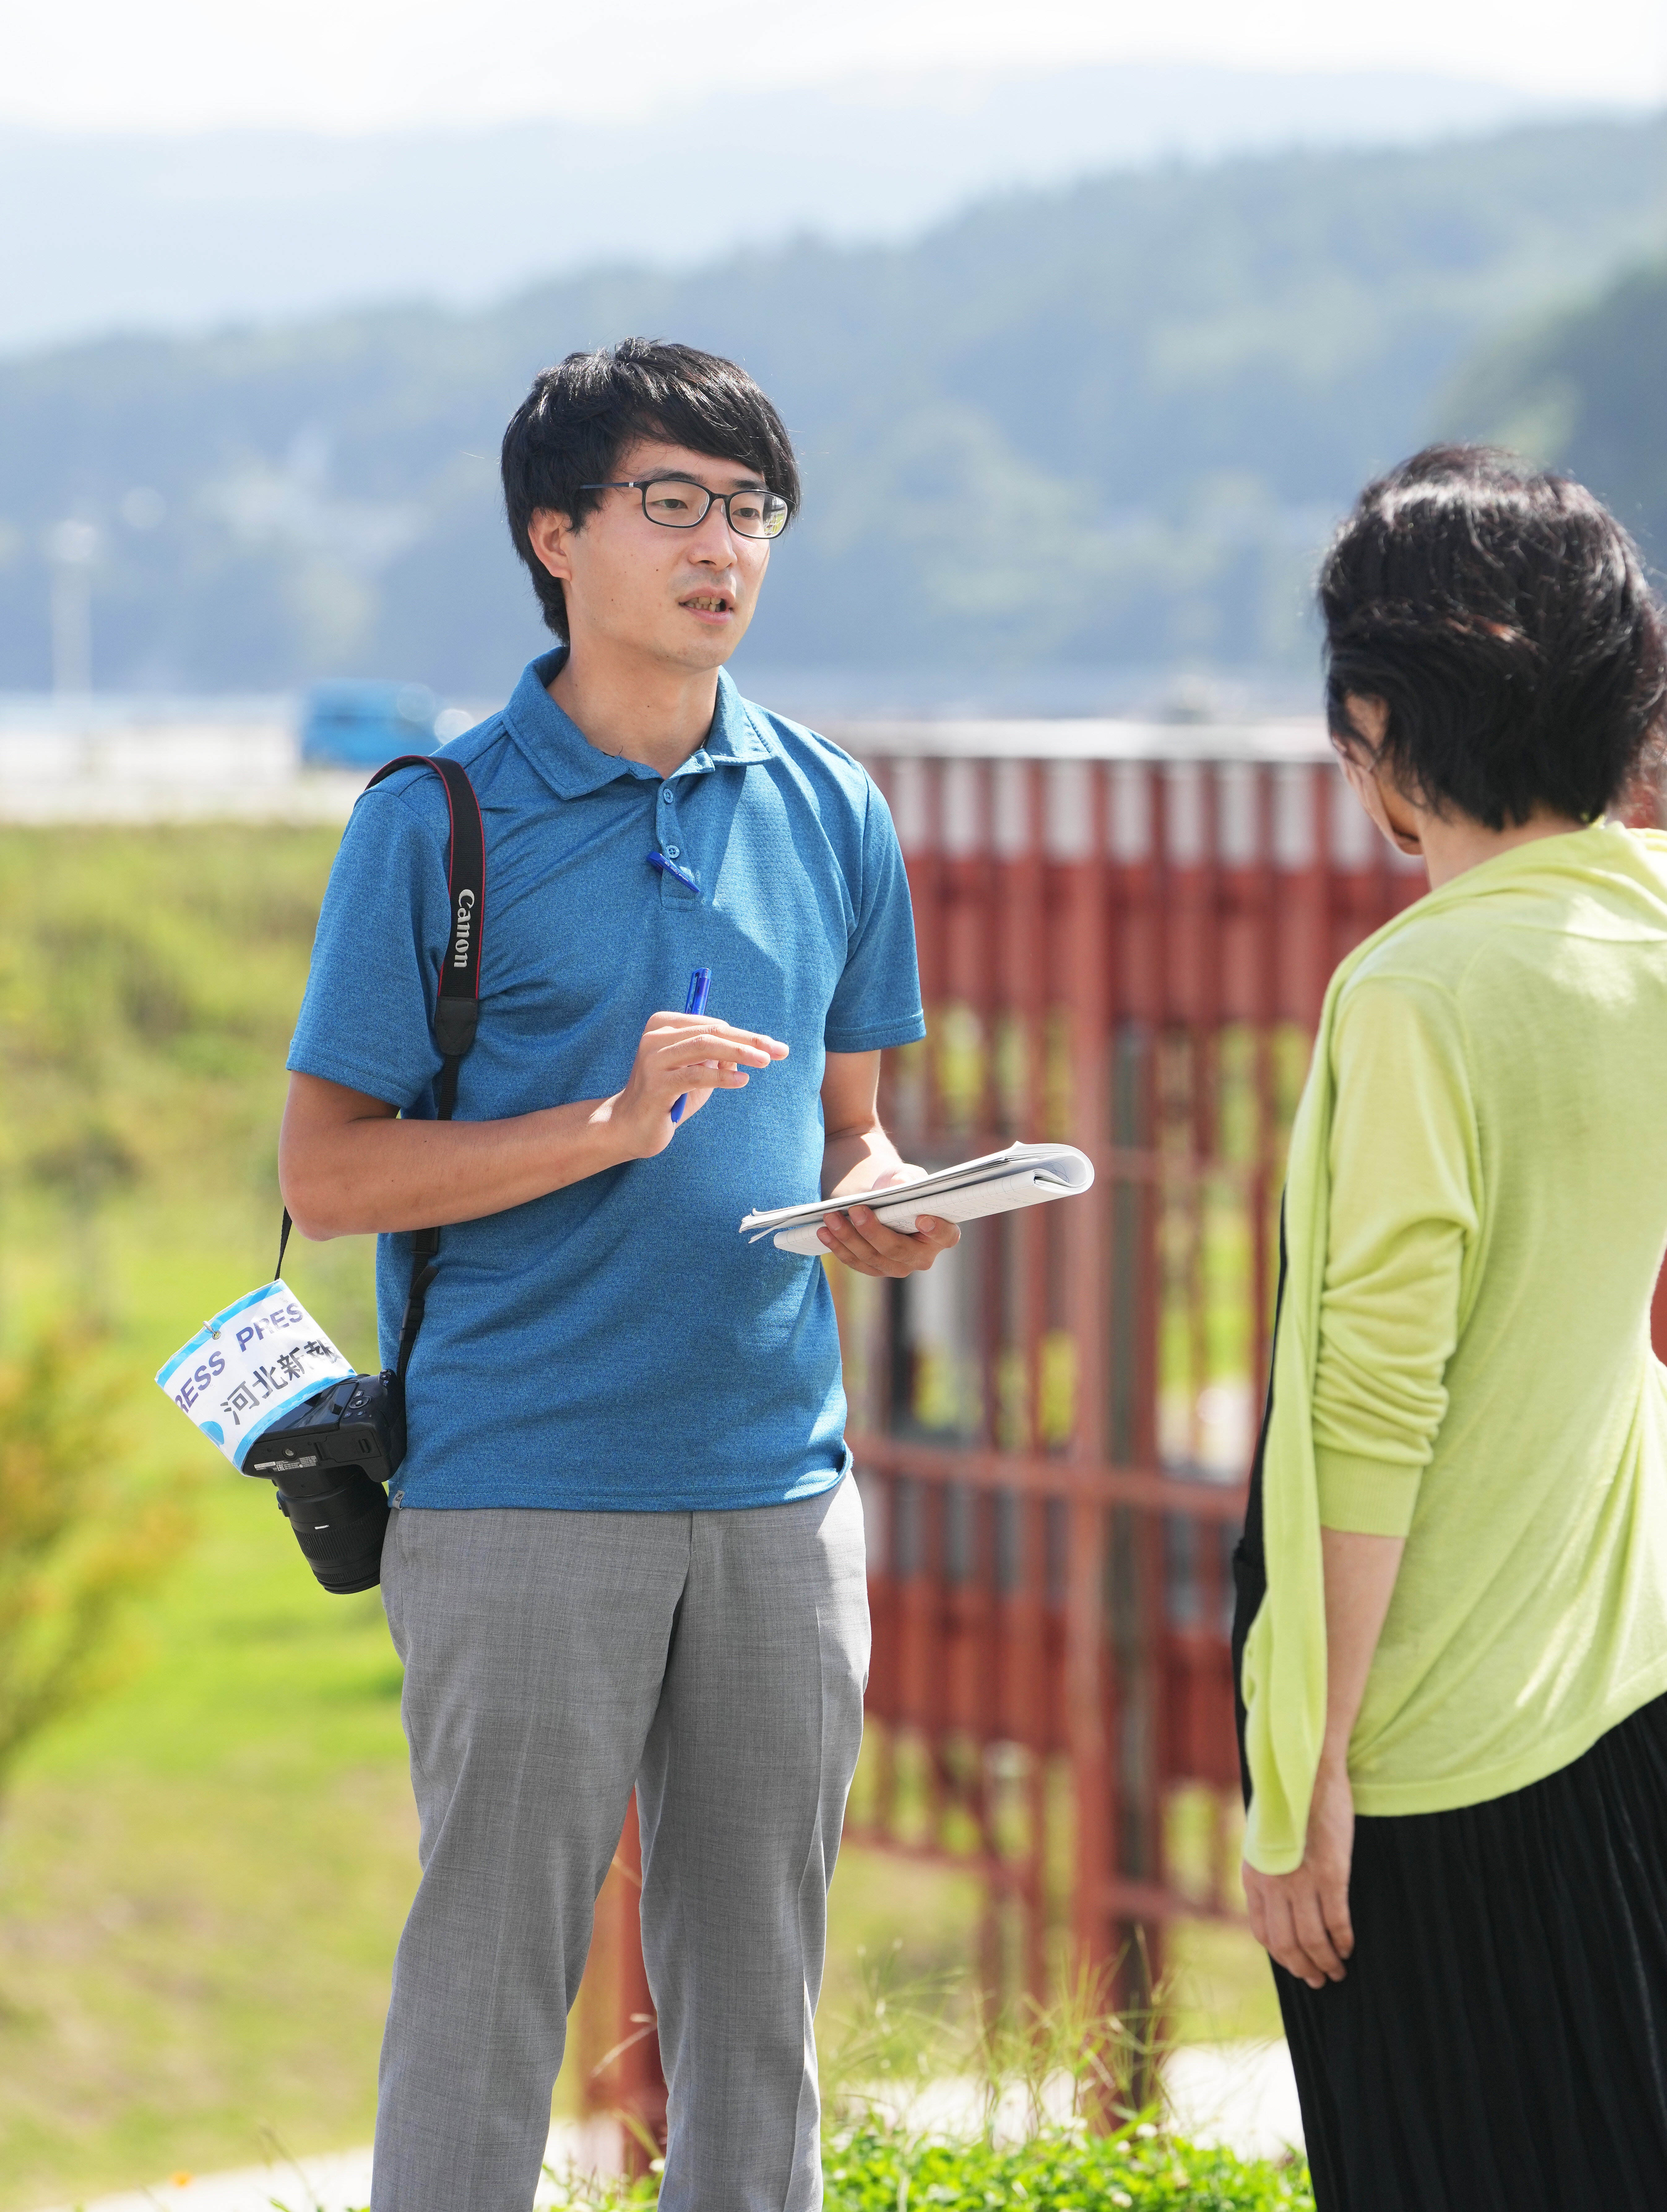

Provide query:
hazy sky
left=7, top=0, right=1665, bottom=134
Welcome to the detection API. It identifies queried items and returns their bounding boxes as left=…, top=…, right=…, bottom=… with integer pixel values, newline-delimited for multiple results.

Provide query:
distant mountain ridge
left=1444, top=258, right=1667, bottom=567
left=0, top=64, right=1605, bottom=356
left=0, top=115, right=1663, bottom=705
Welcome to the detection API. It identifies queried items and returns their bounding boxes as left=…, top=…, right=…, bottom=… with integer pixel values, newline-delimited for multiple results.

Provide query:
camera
left=244, top=1371, right=403, bottom=1595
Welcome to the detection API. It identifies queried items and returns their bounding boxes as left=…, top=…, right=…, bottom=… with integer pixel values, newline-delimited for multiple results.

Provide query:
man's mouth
left=681, top=592, right=733, bottom=616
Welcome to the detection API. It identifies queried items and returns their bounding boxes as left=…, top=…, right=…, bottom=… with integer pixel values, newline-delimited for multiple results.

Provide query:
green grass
left=544, top=2128, right=1312, bottom=2211
left=0, top=1200, right=404, bottom=2205
left=817, top=2126, right=1312, bottom=2211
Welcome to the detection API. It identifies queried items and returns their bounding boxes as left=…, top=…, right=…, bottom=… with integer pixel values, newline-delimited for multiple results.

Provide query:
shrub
left=0, top=1328, right=184, bottom=1796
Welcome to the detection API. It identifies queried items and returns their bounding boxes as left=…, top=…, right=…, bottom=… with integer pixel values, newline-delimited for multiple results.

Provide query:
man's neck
left=548, top=647, right=723, bottom=779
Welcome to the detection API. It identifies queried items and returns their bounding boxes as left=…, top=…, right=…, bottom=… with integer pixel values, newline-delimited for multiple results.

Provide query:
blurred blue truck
left=300, top=680, right=440, bottom=767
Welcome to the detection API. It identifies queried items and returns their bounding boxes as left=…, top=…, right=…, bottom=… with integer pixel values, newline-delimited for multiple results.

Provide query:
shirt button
left=663, top=844, right=681, bottom=858
left=659, top=788, right=674, bottom=805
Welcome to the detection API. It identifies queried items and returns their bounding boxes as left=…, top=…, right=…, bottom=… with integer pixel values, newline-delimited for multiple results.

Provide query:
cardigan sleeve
left=1312, top=973, right=1481, bottom=1538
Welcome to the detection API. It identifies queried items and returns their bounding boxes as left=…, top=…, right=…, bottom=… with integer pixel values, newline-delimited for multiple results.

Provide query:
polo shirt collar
left=503, top=649, right=773, bottom=799
left=702, top=670, right=776, bottom=768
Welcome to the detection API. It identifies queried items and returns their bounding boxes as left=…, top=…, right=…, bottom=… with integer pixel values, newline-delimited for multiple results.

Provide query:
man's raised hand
left=608, top=1009, right=788, bottom=1155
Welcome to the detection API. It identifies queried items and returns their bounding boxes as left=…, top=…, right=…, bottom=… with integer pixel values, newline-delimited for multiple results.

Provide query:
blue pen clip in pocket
left=648, top=849, right=702, bottom=895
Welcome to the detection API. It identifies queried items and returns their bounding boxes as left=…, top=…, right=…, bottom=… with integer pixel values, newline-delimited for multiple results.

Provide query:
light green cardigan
left=1242, top=822, right=1667, bottom=1874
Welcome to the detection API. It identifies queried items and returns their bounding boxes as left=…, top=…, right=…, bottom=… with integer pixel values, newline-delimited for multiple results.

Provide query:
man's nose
left=689, top=529, right=737, bottom=568
left=686, top=500, right=742, bottom=563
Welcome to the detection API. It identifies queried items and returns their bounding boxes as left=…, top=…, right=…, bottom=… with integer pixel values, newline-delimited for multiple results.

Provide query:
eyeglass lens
left=640, top=479, right=788, bottom=538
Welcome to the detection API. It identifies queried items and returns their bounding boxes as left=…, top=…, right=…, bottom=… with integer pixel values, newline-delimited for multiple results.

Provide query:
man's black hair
left=1320, top=444, right=1667, bottom=828
left=501, top=338, right=801, bottom=643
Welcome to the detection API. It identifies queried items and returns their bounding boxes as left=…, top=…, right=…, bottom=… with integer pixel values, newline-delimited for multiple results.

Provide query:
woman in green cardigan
left=1234, top=444, right=1667, bottom=2209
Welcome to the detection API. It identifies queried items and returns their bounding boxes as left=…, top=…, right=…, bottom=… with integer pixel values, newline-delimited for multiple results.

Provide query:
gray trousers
left=372, top=1475, right=869, bottom=2212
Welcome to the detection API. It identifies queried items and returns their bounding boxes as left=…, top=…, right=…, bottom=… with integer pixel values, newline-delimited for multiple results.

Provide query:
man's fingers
left=680, top=1032, right=773, bottom=1067
left=844, top=1206, right=958, bottom=1253
left=650, top=1014, right=788, bottom=1058
left=817, top=1205, right=960, bottom=1277
left=838, top=1205, right=897, bottom=1252
left=823, top=1205, right=917, bottom=1261
left=816, top=1211, right=879, bottom=1259
left=702, top=1024, right=787, bottom=1058
left=816, top=1211, right=876, bottom=1262
left=657, top=1035, right=772, bottom=1072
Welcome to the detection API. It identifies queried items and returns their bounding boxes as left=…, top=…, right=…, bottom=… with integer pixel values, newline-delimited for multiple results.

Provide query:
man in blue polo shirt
left=279, top=339, right=956, bottom=2212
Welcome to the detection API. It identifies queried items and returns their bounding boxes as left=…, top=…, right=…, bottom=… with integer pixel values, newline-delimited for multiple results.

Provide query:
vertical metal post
left=1052, top=767, right=1115, bottom=1990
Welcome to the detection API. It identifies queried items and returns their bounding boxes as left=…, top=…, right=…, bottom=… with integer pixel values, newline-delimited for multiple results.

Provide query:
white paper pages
left=739, top=1141, right=1095, bottom=1256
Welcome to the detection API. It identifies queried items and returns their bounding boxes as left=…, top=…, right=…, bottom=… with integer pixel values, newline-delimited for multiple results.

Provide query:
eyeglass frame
left=577, top=476, right=790, bottom=540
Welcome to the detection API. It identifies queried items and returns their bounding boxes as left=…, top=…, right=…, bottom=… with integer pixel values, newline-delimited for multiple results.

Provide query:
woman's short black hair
left=1319, top=444, right=1667, bottom=828
left=500, top=337, right=801, bottom=642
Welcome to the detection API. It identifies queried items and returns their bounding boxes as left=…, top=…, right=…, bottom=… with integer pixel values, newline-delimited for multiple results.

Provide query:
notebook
left=739, top=1141, right=1095, bottom=1256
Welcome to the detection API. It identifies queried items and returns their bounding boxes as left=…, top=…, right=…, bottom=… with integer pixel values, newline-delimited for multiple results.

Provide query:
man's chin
left=664, top=614, right=750, bottom=672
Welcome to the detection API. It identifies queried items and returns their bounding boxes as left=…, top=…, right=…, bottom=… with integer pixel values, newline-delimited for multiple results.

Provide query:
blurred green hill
left=1444, top=256, right=1667, bottom=565
left=0, top=115, right=1662, bottom=706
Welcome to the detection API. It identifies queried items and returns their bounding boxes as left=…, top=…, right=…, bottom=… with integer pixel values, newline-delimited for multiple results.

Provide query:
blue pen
left=648, top=850, right=702, bottom=895
left=669, top=966, right=713, bottom=1125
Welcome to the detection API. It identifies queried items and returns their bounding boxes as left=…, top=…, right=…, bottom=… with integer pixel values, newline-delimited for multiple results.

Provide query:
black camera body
left=244, top=1372, right=403, bottom=1595
left=257, top=749, right=484, bottom=1595
left=246, top=1368, right=403, bottom=1486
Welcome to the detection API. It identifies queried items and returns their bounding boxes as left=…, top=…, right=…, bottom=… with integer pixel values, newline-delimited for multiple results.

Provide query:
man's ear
left=527, top=507, right=578, bottom=583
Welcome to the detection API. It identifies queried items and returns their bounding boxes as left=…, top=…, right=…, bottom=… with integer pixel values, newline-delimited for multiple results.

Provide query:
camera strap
left=276, top=751, right=486, bottom=1391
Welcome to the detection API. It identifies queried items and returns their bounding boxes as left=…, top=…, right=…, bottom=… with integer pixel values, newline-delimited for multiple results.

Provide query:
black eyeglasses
left=580, top=476, right=790, bottom=540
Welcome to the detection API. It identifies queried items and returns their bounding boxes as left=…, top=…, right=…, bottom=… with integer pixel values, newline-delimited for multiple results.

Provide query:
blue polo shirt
left=287, top=650, right=925, bottom=1513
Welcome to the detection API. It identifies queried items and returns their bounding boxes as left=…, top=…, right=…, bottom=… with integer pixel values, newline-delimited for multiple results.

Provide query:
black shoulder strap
left=277, top=752, right=487, bottom=1391
left=365, top=752, right=486, bottom=1110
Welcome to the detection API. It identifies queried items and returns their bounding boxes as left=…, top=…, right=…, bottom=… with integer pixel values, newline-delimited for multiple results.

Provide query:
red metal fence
left=837, top=731, right=1425, bottom=2010
left=579, top=722, right=1667, bottom=2146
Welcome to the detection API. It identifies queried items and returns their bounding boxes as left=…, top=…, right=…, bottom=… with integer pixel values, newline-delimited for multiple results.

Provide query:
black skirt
left=1276, top=1690, right=1667, bottom=2212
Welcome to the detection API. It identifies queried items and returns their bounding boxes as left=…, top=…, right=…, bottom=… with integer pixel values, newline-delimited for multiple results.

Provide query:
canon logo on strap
left=453, top=887, right=475, bottom=968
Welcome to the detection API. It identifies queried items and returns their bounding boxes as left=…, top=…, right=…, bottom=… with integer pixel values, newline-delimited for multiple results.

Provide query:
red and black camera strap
left=275, top=752, right=486, bottom=1392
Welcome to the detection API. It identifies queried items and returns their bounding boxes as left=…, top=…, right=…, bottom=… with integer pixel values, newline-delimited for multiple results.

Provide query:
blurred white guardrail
left=0, top=696, right=1333, bottom=826
left=0, top=696, right=362, bottom=825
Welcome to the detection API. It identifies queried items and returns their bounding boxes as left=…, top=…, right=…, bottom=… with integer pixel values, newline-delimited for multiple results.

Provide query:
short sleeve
left=823, top=778, right=927, bottom=1054
left=1313, top=974, right=1480, bottom=1537
left=287, top=773, right=454, bottom=1112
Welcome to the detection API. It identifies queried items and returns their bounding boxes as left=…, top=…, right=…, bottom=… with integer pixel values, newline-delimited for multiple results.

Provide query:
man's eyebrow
left=641, top=468, right=768, bottom=490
